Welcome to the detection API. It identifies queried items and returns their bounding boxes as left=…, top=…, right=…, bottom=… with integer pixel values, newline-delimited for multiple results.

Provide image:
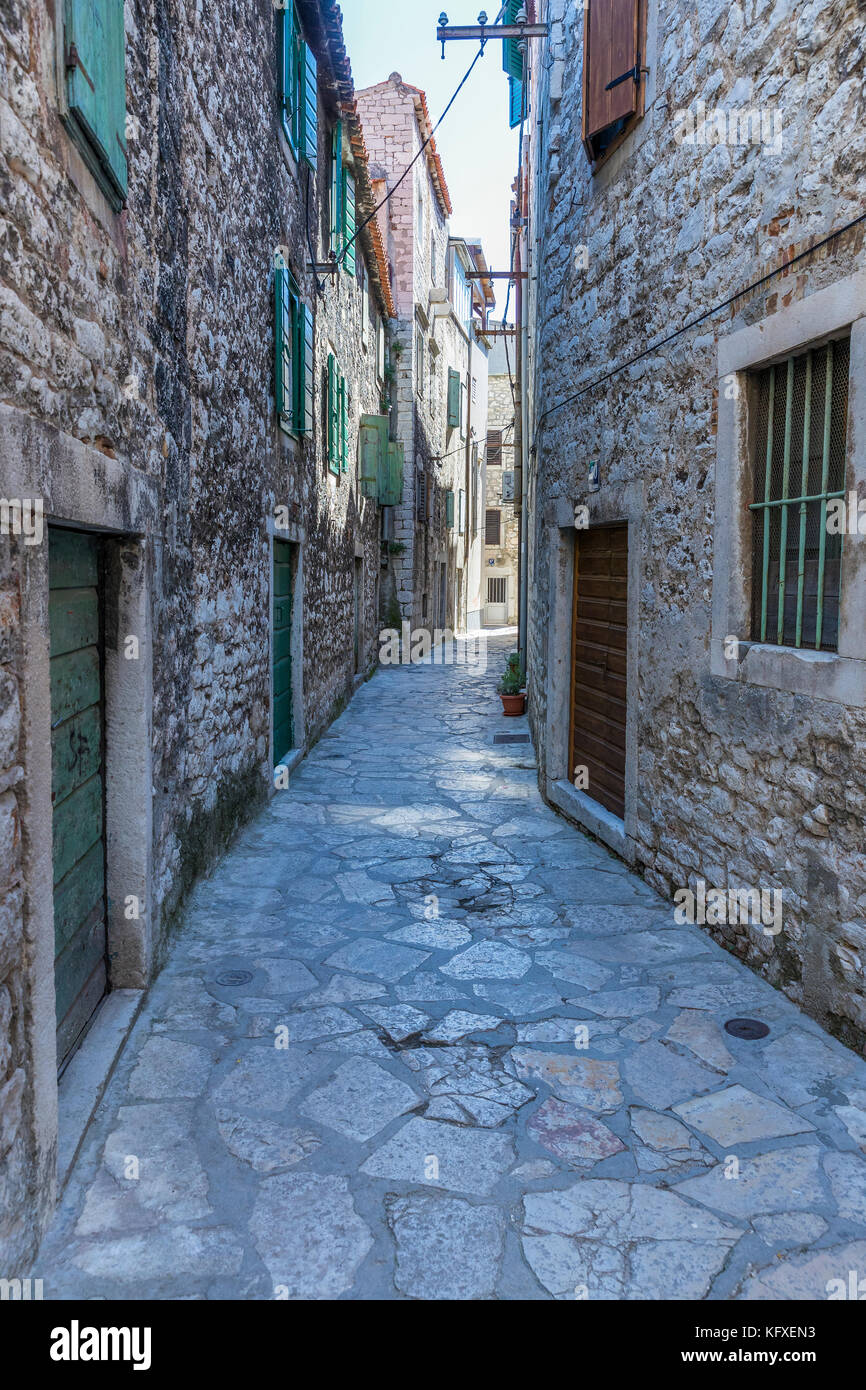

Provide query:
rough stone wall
left=0, top=0, right=390, bottom=1267
left=485, top=364, right=520, bottom=625
left=526, top=0, right=866, bottom=1047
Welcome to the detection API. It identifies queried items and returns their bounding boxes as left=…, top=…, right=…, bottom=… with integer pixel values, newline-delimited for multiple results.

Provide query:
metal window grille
left=750, top=336, right=849, bottom=652
left=488, top=577, right=507, bottom=604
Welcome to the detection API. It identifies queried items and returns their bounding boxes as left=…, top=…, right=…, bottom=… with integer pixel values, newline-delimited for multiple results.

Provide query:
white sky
left=340, top=0, right=519, bottom=321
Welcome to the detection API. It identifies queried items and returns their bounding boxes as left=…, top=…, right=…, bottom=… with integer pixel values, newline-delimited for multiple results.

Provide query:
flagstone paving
left=33, top=635, right=866, bottom=1300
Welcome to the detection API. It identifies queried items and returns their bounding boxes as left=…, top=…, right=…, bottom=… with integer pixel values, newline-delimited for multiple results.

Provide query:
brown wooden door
left=569, top=524, right=628, bottom=819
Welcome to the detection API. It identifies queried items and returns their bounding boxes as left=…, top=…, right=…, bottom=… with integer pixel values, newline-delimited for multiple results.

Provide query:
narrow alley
left=33, top=637, right=866, bottom=1301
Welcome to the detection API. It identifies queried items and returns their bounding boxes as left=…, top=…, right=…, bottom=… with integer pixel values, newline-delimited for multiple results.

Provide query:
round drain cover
left=215, top=970, right=253, bottom=987
left=724, top=1017, right=770, bottom=1040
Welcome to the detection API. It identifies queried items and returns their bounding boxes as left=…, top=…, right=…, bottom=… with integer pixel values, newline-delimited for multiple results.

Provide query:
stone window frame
left=711, top=268, right=866, bottom=706
left=542, top=482, right=643, bottom=863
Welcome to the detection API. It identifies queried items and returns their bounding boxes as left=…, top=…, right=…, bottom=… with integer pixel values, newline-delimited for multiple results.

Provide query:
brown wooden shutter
left=584, top=0, right=641, bottom=141
left=485, top=509, right=501, bottom=546
left=487, top=429, right=503, bottom=465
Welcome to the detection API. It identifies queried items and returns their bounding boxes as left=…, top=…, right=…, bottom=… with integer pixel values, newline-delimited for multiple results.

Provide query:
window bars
left=750, top=337, right=849, bottom=652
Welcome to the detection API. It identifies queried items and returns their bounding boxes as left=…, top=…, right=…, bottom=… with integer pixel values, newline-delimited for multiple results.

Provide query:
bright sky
left=340, top=0, right=519, bottom=321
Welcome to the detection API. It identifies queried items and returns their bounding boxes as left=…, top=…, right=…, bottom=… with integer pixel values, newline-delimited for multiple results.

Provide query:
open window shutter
left=275, top=268, right=293, bottom=430
left=301, top=303, right=315, bottom=435
left=327, top=353, right=338, bottom=471
left=330, top=123, right=343, bottom=256
left=279, top=8, right=293, bottom=137
left=501, top=0, right=523, bottom=80
left=340, top=373, right=349, bottom=472
left=359, top=415, right=387, bottom=498
left=445, top=490, right=455, bottom=528
left=458, top=490, right=466, bottom=535
left=300, top=41, right=318, bottom=169
left=447, top=369, right=460, bottom=428
left=342, top=168, right=356, bottom=275
left=508, top=75, right=524, bottom=129
left=584, top=0, right=641, bottom=140
left=64, top=0, right=128, bottom=204
left=380, top=442, right=403, bottom=507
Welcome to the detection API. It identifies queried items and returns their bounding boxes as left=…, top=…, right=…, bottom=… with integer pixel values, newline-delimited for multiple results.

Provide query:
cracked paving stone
left=622, top=1040, right=721, bottom=1111
left=335, top=870, right=395, bottom=905
left=360, top=1117, right=515, bottom=1195
left=675, top=1145, right=825, bottom=1217
left=664, top=1010, right=735, bottom=1072
left=424, top=1010, right=504, bottom=1042
left=527, top=1097, right=625, bottom=1167
left=535, top=951, right=613, bottom=991
left=673, top=1084, right=816, bottom=1146
left=403, top=1044, right=534, bottom=1126
left=212, top=1048, right=324, bottom=1112
left=521, top=1180, right=741, bottom=1299
left=152, top=980, right=237, bottom=1034
left=216, top=1111, right=321, bottom=1173
left=440, top=941, right=532, bottom=980
left=389, top=1194, right=505, bottom=1300
left=359, top=1004, right=430, bottom=1041
left=250, top=1173, right=373, bottom=1299
left=299, top=1056, right=421, bottom=1142
left=386, top=920, right=473, bottom=949
left=127, top=1037, right=213, bottom=1100
left=736, top=1240, right=866, bottom=1300
left=319, top=1029, right=393, bottom=1060
left=509, top=1050, right=623, bottom=1112
left=396, top=972, right=467, bottom=1001
left=324, top=937, right=430, bottom=981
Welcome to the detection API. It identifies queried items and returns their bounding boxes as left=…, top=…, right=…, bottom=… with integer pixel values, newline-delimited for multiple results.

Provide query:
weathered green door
left=273, top=541, right=294, bottom=763
left=49, top=529, right=107, bottom=1071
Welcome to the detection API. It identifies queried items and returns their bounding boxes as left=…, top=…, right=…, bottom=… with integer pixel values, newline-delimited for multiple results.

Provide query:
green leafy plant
left=497, top=651, right=525, bottom=696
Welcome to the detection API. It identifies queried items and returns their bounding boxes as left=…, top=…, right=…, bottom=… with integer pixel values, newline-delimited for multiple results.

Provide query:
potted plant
left=498, top=652, right=526, bottom=716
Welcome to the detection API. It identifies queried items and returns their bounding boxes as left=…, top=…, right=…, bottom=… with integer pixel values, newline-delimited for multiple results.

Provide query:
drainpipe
left=515, top=226, right=527, bottom=670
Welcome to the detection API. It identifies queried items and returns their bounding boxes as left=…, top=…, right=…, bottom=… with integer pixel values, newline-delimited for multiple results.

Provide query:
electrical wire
left=534, top=208, right=866, bottom=440
left=336, top=3, right=511, bottom=268
left=432, top=417, right=515, bottom=462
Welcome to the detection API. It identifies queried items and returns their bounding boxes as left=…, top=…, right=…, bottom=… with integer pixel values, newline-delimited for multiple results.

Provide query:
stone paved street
left=34, top=636, right=866, bottom=1300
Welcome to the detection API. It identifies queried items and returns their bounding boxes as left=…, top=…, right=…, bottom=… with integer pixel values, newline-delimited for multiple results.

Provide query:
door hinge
left=66, top=42, right=95, bottom=92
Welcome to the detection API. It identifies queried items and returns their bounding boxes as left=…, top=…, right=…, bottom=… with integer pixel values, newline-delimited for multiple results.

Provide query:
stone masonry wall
left=0, top=0, right=390, bottom=1266
left=485, top=366, right=520, bottom=625
left=526, top=0, right=866, bottom=1048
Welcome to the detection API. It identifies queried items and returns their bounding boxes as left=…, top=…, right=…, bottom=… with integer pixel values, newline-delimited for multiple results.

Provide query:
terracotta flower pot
left=500, top=693, right=526, bottom=716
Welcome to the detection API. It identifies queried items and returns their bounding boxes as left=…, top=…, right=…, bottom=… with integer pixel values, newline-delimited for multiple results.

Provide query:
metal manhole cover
left=724, top=1017, right=770, bottom=1040
left=215, top=970, right=254, bottom=987
left=493, top=734, right=531, bottom=744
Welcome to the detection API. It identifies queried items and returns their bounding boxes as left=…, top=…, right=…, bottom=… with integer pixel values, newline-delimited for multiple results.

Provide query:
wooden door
left=49, top=528, right=107, bottom=1071
left=569, top=524, right=628, bottom=820
left=273, top=541, right=294, bottom=763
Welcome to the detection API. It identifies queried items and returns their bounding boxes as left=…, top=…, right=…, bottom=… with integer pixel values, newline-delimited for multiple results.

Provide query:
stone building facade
left=521, top=0, right=866, bottom=1048
left=355, top=76, right=492, bottom=634
left=0, top=0, right=395, bottom=1269
left=484, top=341, right=520, bottom=626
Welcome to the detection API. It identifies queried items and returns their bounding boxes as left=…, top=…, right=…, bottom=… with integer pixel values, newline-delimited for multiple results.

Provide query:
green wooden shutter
left=340, top=372, right=349, bottom=473
left=301, top=302, right=315, bottom=435
left=330, top=123, right=343, bottom=257
left=502, top=0, right=524, bottom=80
left=380, top=441, right=404, bottom=507
left=359, top=415, right=387, bottom=498
left=64, top=0, right=128, bottom=206
left=327, top=353, right=338, bottom=472
left=509, top=75, right=524, bottom=128
left=275, top=267, right=293, bottom=431
left=343, top=168, right=356, bottom=275
left=445, top=490, right=455, bottom=528
left=279, top=7, right=295, bottom=144
left=447, top=368, right=461, bottom=428
left=300, top=41, right=318, bottom=169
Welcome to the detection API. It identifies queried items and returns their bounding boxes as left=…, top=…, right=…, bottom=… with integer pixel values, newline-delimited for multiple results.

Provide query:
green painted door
left=49, top=529, right=107, bottom=1071
left=273, top=541, right=294, bottom=763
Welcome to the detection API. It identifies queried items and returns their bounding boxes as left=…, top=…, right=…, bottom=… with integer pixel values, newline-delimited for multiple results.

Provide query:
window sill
left=710, top=639, right=866, bottom=706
